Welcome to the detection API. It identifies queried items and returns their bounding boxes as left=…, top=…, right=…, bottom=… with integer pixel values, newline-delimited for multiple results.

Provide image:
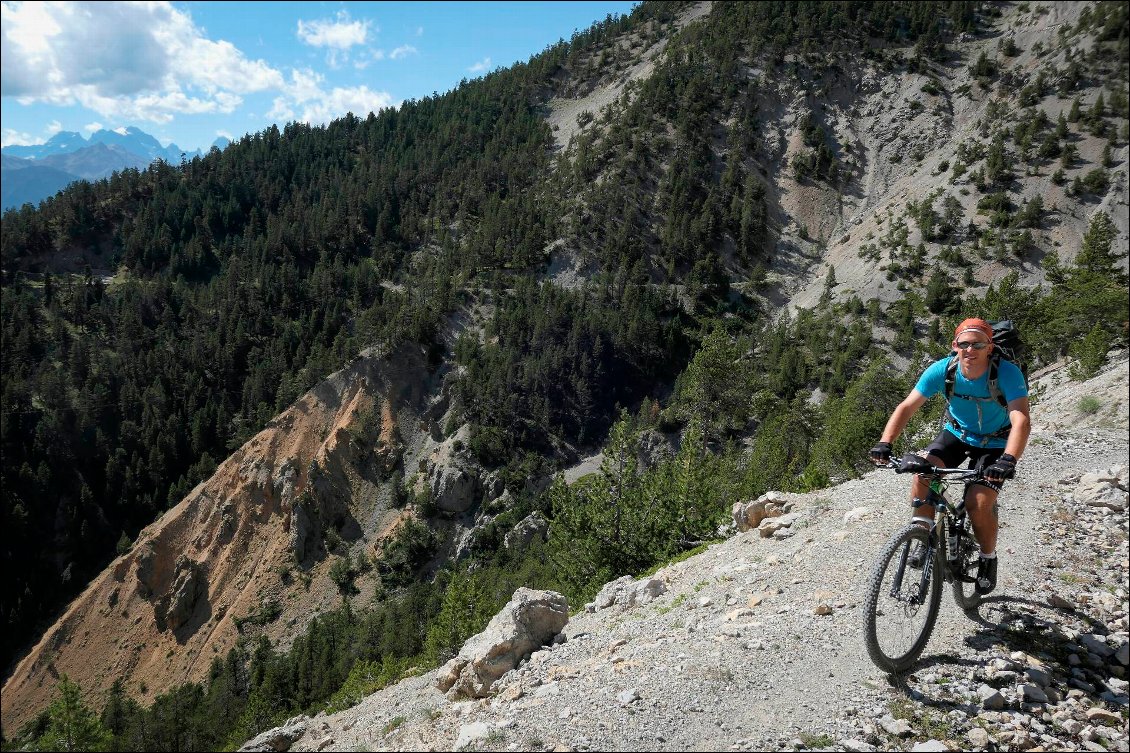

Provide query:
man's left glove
left=985, top=453, right=1016, bottom=481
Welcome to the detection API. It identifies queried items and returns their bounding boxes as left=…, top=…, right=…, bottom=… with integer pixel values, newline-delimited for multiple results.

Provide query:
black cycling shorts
left=923, top=429, right=1005, bottom=492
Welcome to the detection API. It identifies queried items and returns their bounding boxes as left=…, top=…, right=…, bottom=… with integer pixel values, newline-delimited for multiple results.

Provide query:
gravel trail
left=272, top=360, right=1129, bottom=753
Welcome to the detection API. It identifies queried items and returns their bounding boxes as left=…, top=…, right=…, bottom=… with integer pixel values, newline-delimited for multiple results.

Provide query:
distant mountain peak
left=1, top=125, right=207, bottom=208
left=45, top=130, right=84, bottom=144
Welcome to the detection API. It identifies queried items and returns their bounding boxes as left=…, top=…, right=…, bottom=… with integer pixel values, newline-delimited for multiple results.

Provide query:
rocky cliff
left=0, top=345, right=483, bottom=731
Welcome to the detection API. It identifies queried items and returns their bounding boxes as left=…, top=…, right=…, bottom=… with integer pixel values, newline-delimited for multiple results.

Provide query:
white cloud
left=1, top=128, right=37, bottom=147
left=390, top=45, right=417, bottom=60
left=1, top=1, right=283, bottom=123
left=296, top=11, right=370, bottom=50
left=46, top=120, right=63, bottom=135
left=468, top=57, right=492, bottom=73
left=267, top=96, right=294, bottom=123
left=268, top=68, right=395, bottom=126
left=82, top=121, right=103, bottom=135
left=2, top=2, right=397, bottom=142
left=296, top=85, right=395, bottom=125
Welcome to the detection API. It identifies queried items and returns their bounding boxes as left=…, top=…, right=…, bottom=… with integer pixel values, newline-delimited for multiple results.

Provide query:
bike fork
left=890, top=533, right=936, bottom=604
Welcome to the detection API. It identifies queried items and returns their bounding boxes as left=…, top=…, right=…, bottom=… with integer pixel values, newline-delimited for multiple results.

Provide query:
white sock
left=980, top=551, right=996, bottom=559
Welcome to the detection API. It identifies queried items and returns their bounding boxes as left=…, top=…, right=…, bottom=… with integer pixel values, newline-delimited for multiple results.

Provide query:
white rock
left=455, top=722, right=491, bottom=750
left=911, top=741, right=949, bottom=752
left=880, top=715, right=913, bottom=736
left=617, top=688, right=640, bottom=705
left=966, top=727, right=992, bottom=748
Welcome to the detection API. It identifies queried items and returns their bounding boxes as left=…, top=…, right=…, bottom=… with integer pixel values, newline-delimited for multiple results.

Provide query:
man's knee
left=966, top=487, right=1000, bottom=520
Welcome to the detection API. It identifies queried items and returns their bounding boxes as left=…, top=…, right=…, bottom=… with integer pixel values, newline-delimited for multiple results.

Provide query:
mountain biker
left=868, top=318, right=1031, bottom=595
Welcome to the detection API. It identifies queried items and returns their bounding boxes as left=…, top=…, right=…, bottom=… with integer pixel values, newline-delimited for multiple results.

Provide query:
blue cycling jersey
left=914, top=357, right=1028, bottom=448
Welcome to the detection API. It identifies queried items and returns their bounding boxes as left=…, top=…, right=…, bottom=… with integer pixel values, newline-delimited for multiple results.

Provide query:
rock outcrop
left=732, top=491, right=794, bottom=532
left=436, top=587, right=569, bottom=699
left=155, top=555, right=208, bottom=632
left=502, top=512, right=549, bottom=552
left=585, top=574, right=667, bottom=612
left=1070, top=466, right=1129, bottom=511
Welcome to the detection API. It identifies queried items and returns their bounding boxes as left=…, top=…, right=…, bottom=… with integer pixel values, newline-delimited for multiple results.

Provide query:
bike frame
left=890, top=464, right=983, bottom=603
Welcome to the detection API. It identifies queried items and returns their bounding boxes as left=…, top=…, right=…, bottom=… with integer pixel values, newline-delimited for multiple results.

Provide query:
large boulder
left=585, top=575, right=667, bottom=612
left=237, top=715, right=308, bottom=752
left=732, top=491, right=792, bottom=532
left=156, top=555, right=207, bottom=632
left=1075, top=468, right=1129, bottom=511
left=502, top=512, right=549, bottom=552
left=436, top=588, right=569, bottom=699
left=430, top=464, right=480, bottom=513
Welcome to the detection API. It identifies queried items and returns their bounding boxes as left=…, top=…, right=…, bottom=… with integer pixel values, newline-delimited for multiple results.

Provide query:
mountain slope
left=543, top=0, right=1126, bottom=311
left=1, top=0, right=1127, bottom=742
left=37, top=142, right=151, bottom=181
left=0, top=155, right=80, bottom=210
left=0, top=345, right=458, bottom=731
left=275, top=357, right=1130, bottom=752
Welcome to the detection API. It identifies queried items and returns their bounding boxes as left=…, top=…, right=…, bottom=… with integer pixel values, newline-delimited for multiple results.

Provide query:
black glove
left=985, top=453, right=1016, bottom=481
left=870, top=441, right=892, bottom=465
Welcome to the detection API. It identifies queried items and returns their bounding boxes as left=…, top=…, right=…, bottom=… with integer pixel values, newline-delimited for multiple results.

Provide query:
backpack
left=942, top=320, right=1025, bottom=439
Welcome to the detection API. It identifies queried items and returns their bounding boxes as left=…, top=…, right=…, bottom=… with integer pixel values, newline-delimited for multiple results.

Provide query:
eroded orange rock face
left=1, top=346, right=433, bottom=733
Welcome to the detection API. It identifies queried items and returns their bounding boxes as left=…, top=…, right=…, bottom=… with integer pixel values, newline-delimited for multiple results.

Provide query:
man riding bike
left=869, top=318, right=1031, bottom=595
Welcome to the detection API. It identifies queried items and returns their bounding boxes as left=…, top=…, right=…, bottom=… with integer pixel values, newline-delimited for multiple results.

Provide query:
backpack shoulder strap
left=987, top=355, right=1006, bottom=407
left=944, top=354, right=958, bottom=401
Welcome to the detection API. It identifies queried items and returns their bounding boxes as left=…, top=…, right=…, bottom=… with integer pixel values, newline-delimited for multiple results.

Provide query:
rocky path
left=251, top=364, right=1129, bottom=753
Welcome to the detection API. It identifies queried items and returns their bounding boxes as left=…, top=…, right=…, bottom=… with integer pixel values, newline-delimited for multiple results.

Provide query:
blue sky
left=1, top=1, right=637, bottom=153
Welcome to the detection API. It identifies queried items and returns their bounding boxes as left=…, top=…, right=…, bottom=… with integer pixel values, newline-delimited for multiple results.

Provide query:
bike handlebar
left=883, top=454, right=987, bottom=482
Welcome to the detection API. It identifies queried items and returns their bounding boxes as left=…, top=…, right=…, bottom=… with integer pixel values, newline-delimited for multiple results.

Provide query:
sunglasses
left=954, top=341, right=991, bottom=351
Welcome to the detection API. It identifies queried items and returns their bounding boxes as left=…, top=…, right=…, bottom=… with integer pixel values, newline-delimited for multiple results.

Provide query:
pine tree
left=1068, top=323, right=1111, bottom=381
left=673, top=325, right=752, bottom=440
left=36, top=675, right=112, bottom=752
left=1068, top=97, right=1081, bottom=122
left=423, top=569, right=489, bottom=665
left=1076, top=211, right=1125, bottom=280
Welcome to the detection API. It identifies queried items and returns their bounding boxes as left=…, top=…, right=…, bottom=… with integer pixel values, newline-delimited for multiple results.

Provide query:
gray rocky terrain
left=242, top=357, right=1129, bottom=752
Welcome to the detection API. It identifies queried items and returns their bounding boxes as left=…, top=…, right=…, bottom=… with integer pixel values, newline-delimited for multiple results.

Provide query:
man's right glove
left=869, top=441, right=892, bottom=465
left=985, top=453, right=1017, bottom=481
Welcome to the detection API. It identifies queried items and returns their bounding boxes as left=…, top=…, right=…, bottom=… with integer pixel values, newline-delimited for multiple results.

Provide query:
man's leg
left=965, top=482, right=1001, bottom=594
left=905, top=455, right=947, bottom=568
left=909, top=455, right=947, bottom=523
left=965, top=483, right=1000, bottom=555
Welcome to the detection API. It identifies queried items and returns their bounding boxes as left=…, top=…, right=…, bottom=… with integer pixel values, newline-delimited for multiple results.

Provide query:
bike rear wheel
left=950, top=517, right=983, bottom=611
left=863, top=523, right=943, bottom=673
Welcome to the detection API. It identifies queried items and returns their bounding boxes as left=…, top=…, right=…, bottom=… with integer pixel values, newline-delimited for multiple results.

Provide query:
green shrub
left=1077, top=396, right=1101, bottom=415
left=1068, top=323, right=1111, bottom=381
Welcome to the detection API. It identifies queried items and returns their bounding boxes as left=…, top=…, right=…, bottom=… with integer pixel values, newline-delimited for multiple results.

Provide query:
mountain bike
left=862, top=454, right=988, bottom=673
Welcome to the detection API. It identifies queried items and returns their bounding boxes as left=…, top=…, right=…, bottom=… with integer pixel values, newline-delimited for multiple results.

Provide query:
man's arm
left=1003, top=396, right=1031, bottom=461
left=880, top=390, right=929, bottom=444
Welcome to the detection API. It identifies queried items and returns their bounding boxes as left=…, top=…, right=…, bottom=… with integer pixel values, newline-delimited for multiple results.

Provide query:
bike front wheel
left=863, top=523, right=943, bottom=673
